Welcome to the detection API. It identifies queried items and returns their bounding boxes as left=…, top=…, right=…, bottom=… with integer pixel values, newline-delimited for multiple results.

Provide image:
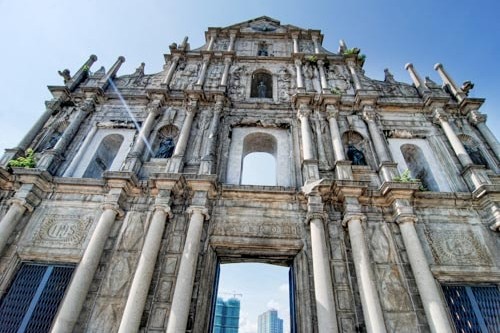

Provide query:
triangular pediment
left=220, top=16, right=306, bottom=34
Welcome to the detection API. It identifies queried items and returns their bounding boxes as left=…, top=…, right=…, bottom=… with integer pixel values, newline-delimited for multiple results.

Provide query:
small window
left=0, top=263, right=74, bottom=333
left=400, top=144, right=438, bottom=191
left=251, top=72, right=272, bottom=98
left=442, top=285, right=500, bottom=333
left=82, top=133, right=124, bottom=178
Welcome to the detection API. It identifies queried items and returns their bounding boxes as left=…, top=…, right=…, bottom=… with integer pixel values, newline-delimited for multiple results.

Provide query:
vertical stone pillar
left=434, top=63, right=466, bottom=103
left=118, top=201, right=172, bottom=333
left=220, top=57, right=232, bottom=87
left=346, top=59, right=362, bottom=91
left=0, top=198, right=33, bottom=255
left=292, top=33, right=299, bottom=53
left=317, top=60, right=329, bottom=92
left=404, top=63, right=429, bottom=95
left=206, top=32, right=216, bottom=51
left=297, top=105, right=314, bottom=160
left=166, top=206, right=209, bottom=333
left=228, top=32, right=236, bottom=52
left=433, top=108, right=473, bottom=167
left=162, top=55, right=180, bottom=86
left=326, top=105, right=353, bottom=180
left=469, top=110, right=500, bottom=159
left=67, top=55, right=98, bottom=91
left=63, top=124, right=98, bottom=177
left=313, top=112, right=330, bottom=170
left=343, top=213, right=387, bottom=333
left=306, top=194, right=339, bottom=333
left=167, top=99, right=198, bottom=173
left=51, top=201, right=123, bottom=333
left=37, top=97, right=95, bottom=172
left=122, top=99, right=161, bottom=172
left=312, top=35, right=321, bottom=54
left=100, top=56, right=126, bottom=90
left=397, top=216, right=453, bottom=333
left=196, top=55, right=211, bottom=86
left=294, top=59, right=304, bottom=89
left=199, top=97, right=224, bottom=175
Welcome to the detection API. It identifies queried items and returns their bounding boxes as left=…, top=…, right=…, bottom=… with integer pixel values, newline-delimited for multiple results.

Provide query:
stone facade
left=0, top=16, right=499, bottom=333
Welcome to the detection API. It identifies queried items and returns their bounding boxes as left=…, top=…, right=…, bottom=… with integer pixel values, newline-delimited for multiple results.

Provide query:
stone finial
left=338, top=39, right=347, bottom=53
left=404, top=63, right=428, bottom=93
left=58, top=69, right=71, bottom=83
left=384, top=68, right=396, bottom=83
left=461, top=80, right=474, bottom=96
left=434, top=63, right=466, bottom=102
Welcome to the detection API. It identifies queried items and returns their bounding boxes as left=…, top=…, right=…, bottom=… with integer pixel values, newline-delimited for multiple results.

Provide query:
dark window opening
left=0, top=263, right=74, bottom=333
left=251, top=72, right=272, bottom=98
left=83, top=133, right=124, bottom=178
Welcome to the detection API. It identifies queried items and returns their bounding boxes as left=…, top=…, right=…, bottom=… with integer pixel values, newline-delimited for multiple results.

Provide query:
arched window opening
left=251, top=71, right=272, bottom=98
left=240, top=132, right=277, bottom=186
left=342, top=131, right=368, bottom=166
left=400, top=144, right=438, bottom=191
left=459, top=135, right=488, bottom=167
left=153, top=125, right=179, bottom=159
left=83, top=134, right=124, bottom=178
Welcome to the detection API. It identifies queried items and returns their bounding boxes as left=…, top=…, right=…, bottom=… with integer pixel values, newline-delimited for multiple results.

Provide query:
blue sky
left=0, top=0, right=499, bottom=153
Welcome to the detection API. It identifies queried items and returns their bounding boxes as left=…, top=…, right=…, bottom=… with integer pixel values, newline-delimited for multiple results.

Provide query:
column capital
left=101, top=203, right=125, bottom=217
left=326, top=105, right=339, bottom=119
left=186, top=205, right=210, bottom=220
left=395, top=214, right=418, bottom=225
left=81, top=98, right=96, bottom=113
left=432, top=108, right=448, bottom=123
left=305, top=211, right=328, bottom=225
left=223, top=56, right=233, bottom=65
left=7, top=198, right=34, bottom=213
left=342, top=213, right=366, bottom=227
left=214, top=98, right=225, bottom=112
left=362, top=109, right=377, bottom=122
left=154, top=204, right=173, bottom=218
left=317, top=59, right=325, bottom=66
left=291, top=32, right=299, bottom=39
left=202, top=54, right=211, bottom=62
left=186, top=99, right=199, bottom=114
left=294, top=58, right=303, bottom=67
left=146, top=99, right=163, bottom=114
left=297, top=104, right=311, bottom=119
left=468, top=110, right=487, bottom=124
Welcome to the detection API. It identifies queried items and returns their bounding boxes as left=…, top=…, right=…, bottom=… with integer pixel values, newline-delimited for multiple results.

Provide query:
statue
left=42, top=131, right=61, bottom=150
left=257, top=81, right=267, bottom=98
left=154, top=137, right=175, bottom=158
left=257, top=42, right=268, bottom=56
left=58, top=69, right=71, bottom=83
left=347, top=145, right=367, bottom=165
left=465, top=145, right=487, bottom=166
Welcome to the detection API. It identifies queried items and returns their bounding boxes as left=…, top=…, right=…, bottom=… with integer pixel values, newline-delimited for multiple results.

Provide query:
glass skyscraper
left=213, top=297, right=240, bottom=333
left=258, top=309, right=284, bottom=333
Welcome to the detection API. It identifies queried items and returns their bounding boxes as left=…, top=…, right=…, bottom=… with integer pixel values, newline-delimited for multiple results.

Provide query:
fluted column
left=52, top=202, right=123, bottom=333
left=346, top=59, right=362, bottom=91
left=199, top=97, right=224, bottom=175
left=292, top=33, right=299, bottom=53
left=166, top=100, right=197, bottom=173
left=326, top=106, right=345, bottom=161
left=166, top=206, right=209, bottom=333
left=307, top=194, right=339, bottom=333
left=297, top=105, right=314, bottom=160
left=206, top=32, right=216, bottom=51
left=343, top=214, right=387, bottom=333
left=469, top=110, right=500, bottom=159
left=118, top=202, right=172, bottom=333
left=397, top=216, right=453, bottom=333
left=317, top=60, right=329, bottom=91
left=196, top=55, right=211, bottom=86
left=433, top=108, right=473, bottom=167
left=294, top=59, right=304, bottom=89
left=313, top=112, right=330, bottom=170
left=0, top=198, right=32, bottom=255
left=228, top=32, right=236, bottom=52
left=405, top=63, right=429, bottom=95
left=434, top=63, right=466, bottom=103
left=37, top=98, right=95, bottom=172
left=162, top=55, right=180, bottom=86
left=220, top=57, right=232, bottom=87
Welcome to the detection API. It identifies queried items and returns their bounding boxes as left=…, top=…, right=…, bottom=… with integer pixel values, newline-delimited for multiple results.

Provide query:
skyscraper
left=213, top=297, right=241, bottom=333
left=258, top=309, right=284, bottom=333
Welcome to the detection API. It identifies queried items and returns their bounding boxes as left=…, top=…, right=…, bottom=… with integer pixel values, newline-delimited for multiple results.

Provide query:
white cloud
left=279, top=283, right=289, bottom=293
left=266, top=299, right=281, bottom=311
left=239, top=311, right=257, bottom=333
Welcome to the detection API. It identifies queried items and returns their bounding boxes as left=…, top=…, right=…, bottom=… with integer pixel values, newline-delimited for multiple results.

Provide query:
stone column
left=220, top=57, right=232, bottom=87
left=228, top=32, right=236, bottom=52
left=100, top=56, right=126, bottom=90
left=326, top=106, right=345, bottom=161
left=166, top=206, right=209, bottom=333
left=312, top=35, right=320, bottom=54
left=294, top=59, right=304, bottom=89
left=297, top=105, right=314, bottom=160
left=317, top=60, right=329, bottom=91
left=397, top=216, right=453, bottom=333
left=313, top=112, right=330, bottom=170
left=306, top=195, right=339, bottom=333
left=122, top=100, right=161, bottom=172
left=343, top=214, right=387, bottom=333
left=206, top=32, right=216, bottom=51
left=67, top=55, right=98, bottom=91
left=292, top=33, right=299, bottom=53
left=118, top=202, right=172, bottom=333
left=346, top=59, right=362, bottom=91
left=434, top=63, right=466, bottom=103
left=433, top=108, right=473, bottom=167
left=469, top=110, right=500, bottom=159
left=37, top=98, right=95, bottom=172
left=166, top=100, right=197, bottom=173
left=196, top=55, right=211, bottom=86
left=162, top=55, right=180, bottom=86
left=63, top=124, right=98, bottom=177
left=51, top=202, right=123, bottom=333
left=0, top=198, right=32, bottom=255
left=199, top=98, right=224, bottom=175
left=405, top=63, right=429, bottom=95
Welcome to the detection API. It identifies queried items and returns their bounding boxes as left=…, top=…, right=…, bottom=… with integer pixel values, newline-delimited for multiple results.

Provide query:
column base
left=302, top=160, right=319, bottom=182
left=334, top=160, right=353, bottom=180
left=378, top=161, right=399, bottom=182
left=166, top=156, right=184, bottom=173
left=198, top=159, right=213, bottom=175
left=461, top=164, right=491, bottom=192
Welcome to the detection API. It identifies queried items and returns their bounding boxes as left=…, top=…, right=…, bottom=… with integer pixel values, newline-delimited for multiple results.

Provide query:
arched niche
left=458, top=134, right=488, bottom=167
left=83, top=134, right=124, bottom=178
left=250, top=70, right=273, bottom=98
left=152, top=125, right=179, bottom=159
left=240, top=132, right=277, bottom=185
left=400, top=144, right=439, bottom=191
left=226, top=127, right=293, bottom=187
left=341, top=130, right=373, bottom=168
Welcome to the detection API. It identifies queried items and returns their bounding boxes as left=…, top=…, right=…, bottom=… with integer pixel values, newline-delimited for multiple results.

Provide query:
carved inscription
left=34, top=214, right=92, bottom=248
left=212, top=221, right=300, bottom=239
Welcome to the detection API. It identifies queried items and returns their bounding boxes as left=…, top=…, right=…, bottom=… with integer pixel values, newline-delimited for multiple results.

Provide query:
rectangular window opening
left=210, top=262, right=296, bottom=333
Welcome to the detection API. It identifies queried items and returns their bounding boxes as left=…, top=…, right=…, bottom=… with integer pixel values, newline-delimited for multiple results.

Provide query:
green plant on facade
left=82, top=65, right=90, bottom=72
left=358, top=54, right=366, bottom=62
left=305, top=55, right=318, bottom=64
left=330, top=87, right=342, bottom=95
left=343, top=47, right=360, bottom=56
left=392, top=169, right=417, bottom=182
left=8, top=149, right=36, bottom=169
